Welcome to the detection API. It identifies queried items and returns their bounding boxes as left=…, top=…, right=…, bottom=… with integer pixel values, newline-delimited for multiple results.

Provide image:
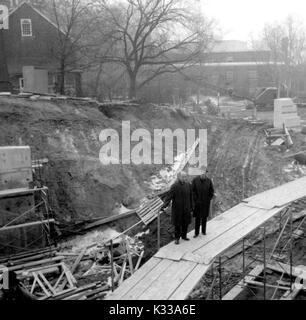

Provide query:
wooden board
left=107, top=178, right=306, bottom=301
left=136, top=198, right=163, bottom=225
left=169, top=264, right=212, bottom=300
left=122, top=259, right=174, bottom=300
left=222, top=265, right=264, bottom=300
left=243, top=176, right=306, bottom=210
left=155, top=204, right=260, bottom=261
left=194, top=207, right=285, bottom=264
left=138, top=260, right=197, bottom=300
left=106, top=257, right=161, bottom=300
left=0, top=187, right=48, bottom=198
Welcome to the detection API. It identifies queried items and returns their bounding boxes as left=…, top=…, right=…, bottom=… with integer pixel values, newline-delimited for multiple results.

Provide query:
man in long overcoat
left=164, top=172, right=193, bottom=245
left=192, top=166, right=215, bottom=238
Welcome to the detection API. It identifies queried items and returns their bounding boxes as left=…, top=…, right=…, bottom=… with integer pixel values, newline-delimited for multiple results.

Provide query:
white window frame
left=21, top=19, right=32, bottom=37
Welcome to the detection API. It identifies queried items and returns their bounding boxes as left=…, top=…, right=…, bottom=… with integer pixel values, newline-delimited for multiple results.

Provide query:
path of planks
left=106, top=176, right=306, bottom=300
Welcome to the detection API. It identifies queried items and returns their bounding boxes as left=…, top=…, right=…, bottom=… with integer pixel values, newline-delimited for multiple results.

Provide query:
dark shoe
left=182, top=237, right=190, bottom=241
left=175, top=239, right=179, bottom=245
left=194, top=234, right=199, bottom=238
left=202, top=232, right=206, bottom=235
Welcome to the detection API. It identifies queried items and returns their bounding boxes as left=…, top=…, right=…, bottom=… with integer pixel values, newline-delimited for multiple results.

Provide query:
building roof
left=211, top=40, right=269, bottom=53
left=8, top=1, right=65, bottom=35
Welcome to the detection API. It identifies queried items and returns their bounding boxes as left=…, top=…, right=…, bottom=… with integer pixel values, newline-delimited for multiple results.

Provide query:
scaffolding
left=206, top=205, right=306, bottom=300
left=0, top=156, right=55, bottom=257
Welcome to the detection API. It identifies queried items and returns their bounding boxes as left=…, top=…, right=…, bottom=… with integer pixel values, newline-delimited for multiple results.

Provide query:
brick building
left=196, top=40, right=281, bottom=98
left=0, top=1, right=82, bottom=96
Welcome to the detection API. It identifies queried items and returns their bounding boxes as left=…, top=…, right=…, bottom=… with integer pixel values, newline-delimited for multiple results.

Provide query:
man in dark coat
left=192, top=166, right=215, bottom=238
left=164, top=172, right=193, bottom=245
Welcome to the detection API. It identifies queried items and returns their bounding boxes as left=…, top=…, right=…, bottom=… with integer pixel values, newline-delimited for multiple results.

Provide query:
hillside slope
left=1, top=97, right=304, bottom=226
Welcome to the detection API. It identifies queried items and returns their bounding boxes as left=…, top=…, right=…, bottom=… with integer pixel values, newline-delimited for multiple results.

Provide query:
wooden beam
left=83, top=210, right=136, bottom=230
left=0, top=187, right=48, bottom=198
left=0, top=219, right=55, bottom=232
left=6, top=256, right=64, bottom=272
left=222, top=265, right=264, bottom=300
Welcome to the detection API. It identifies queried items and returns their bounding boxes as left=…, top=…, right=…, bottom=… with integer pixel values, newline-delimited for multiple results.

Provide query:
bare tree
left=96, top=0, right=215, bottom=99
left=50, top=0, right=100, bottom=95
left=262, top=15, right=306, bottom=96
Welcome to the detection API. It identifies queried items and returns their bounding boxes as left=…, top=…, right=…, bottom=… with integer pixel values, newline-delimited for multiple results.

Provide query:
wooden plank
left=125, top=241, right=134, bottom=275
left=155, top=204, right=260, bottom=261
left=280, top=287, right=302, bottom=300
left=245, top=279, right=290, bottom=291
left=64, top=285, right=109, bottom=300
left=0, top=219, right=55, bottom=232
left=194, top=207, right=284, bottom=264
left=243, top=176, right=306, bottom=210
left=37, top=272, right=56, bottom=295
left=106, top=257, right=161, bottom=300
left=138, top=261, right=197, bottom=300
left=140, top=203, right=163, bottom=219
left=169, top=264, right=211, bottom=300
left=0, top=187, right=48, bottom=198
left=222, top=265, right=264, bottom=300
left=120, top=259, right=174, bottom=300
left=83, top=210, right=136, bottom=230
left=7, top=256, right=64, bottom=272
left=267, top=263, right=305, bottom=278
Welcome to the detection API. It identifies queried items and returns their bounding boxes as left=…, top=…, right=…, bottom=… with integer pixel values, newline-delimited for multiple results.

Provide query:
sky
left=201, top=0, right=306, bottom=41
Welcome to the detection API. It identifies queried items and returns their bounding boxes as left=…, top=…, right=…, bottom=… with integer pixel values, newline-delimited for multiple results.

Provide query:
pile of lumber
left=0, top=232, right=146, bottom=300
left=50, top=282, right=109, bottom=300
left=136, top=197, right=164, bottom=225
left=82, top=235, right=145, bottom=289
left=264, top=126, right=293, bottom=147
left=0, top=246, right=59, bottom=270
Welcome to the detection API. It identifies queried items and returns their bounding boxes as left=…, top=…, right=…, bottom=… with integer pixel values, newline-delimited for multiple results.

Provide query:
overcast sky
left=201, top=0, right=306, bottom=41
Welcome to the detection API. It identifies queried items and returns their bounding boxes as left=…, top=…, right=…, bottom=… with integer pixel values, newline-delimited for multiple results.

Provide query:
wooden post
left=263, top=226, right=267, bottom=300
left=157, top=210, right=161, bottom=251
left=289, top=209, right=293, bottom=292
left=219, top=256, right=222, bottom=300
left=110, top=240, right=114, bottom=292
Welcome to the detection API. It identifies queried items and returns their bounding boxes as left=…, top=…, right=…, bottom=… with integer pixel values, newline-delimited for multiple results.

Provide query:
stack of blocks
left=274, top=98, right=301, bottom=131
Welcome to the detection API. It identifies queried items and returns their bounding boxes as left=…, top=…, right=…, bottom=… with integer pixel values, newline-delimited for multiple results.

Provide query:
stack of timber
left=136, top=197, right=164, bottom=225
left=0, top=246, right=59, bottom=270
left=264, top=126, right=293, bottom=147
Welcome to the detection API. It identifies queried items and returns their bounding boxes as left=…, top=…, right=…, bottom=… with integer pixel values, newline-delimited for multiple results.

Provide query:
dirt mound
left=0, top=98, right=199, bottom=224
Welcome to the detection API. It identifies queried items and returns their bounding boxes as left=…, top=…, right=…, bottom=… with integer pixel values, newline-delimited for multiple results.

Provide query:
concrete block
left=274, top=99, right=301, bottom=129
left=0, top=146, right=32, bottom=190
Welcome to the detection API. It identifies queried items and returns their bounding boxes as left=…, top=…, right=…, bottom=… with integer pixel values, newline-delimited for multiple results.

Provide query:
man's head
left=200, top=166, right=208, bottom=178
left=177, top=171, right=187, bottom=183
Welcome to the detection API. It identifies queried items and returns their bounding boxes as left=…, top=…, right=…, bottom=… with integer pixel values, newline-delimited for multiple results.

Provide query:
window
left=226, top=56, right=234, bottom=62
left=21, top=19, right=32, bottom=37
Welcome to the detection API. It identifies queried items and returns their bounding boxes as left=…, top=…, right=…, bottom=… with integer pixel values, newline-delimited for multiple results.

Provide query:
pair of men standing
left=166, top=168, right=215, bottom=245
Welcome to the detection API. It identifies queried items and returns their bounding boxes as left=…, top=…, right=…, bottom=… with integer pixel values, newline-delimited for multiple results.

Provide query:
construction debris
left=0, top=230, right=146, bottom=300
left=264, top=126, right=293, bottom=148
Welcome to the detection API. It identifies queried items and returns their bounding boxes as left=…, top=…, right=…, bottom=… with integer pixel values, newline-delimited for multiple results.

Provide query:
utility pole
left=0, top=4, right=12, bottom=92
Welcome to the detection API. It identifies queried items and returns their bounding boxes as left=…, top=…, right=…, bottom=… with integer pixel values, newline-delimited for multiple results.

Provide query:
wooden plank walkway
left=106, top=177, right=306, bottom=300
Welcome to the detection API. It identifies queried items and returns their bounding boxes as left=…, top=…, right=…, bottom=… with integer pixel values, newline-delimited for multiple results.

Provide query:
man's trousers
left=174, top=223, right=189, bottom=240
left=195, top=216, right=208, bottom=235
